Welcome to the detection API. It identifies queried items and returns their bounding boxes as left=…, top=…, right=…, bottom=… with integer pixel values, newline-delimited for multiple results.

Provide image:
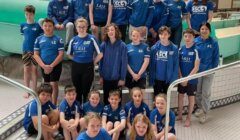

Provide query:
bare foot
left=176, top=116, right=183, bottom=121
left=23, top=93, right=30, bottom=99
left=184, top=118, right=191, bottom=127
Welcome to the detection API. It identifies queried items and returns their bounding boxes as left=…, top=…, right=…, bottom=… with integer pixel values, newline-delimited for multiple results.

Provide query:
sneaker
left=199, top=113, right=207, bottom=124
left=194, top=108, right=204, bottom=117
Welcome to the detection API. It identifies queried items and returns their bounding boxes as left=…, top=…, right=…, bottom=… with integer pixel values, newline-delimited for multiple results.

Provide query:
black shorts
left=41, top=63, right=62, bottom=82
left=94, top=21, right=107, bottom=27
left=26, top=122, right=37, bottom=135
left=153, top=80, right=169, bottom=96
left=178, top=83, right=197, bottom=96
left=125, top=75, right=146, bottom=89
left=22, top=52, right=37, bottom=66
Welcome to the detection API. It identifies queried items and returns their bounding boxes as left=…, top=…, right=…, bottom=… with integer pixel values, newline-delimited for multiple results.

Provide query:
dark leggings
left=71, top=61, right=94, bottom=104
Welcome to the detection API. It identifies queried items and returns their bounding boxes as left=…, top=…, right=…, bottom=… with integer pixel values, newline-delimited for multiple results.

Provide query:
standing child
left=77, top=112, right=112, bottom=140
left=150, top=94, right=176, bottom=140
left=59, top=85, right=82, bottom=140
left=79, top=90, right=104, bottom=129
left=23, top=83, right=59, bottom=140
left=178, top=29, right=200, bottom=127
left=21, top=5, right=43, bottom=98
left=99, top=24, right=127, bottom=105
left=149, top=26, right=179, bottom=96
left=34, top=18, right=64, bottom=105
left=125, top=87, right=150, bottom=139
left=102, top=90, right=126, bottom=140
left=126, top=29, right=150, bottom=108
left=129, top=114, right=155, bottom=140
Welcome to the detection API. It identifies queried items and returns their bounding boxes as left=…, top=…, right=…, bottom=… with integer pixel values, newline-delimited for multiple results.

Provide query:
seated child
left=23, top=83, right=59, bottom=140
left=150, top=94, right=176, bottom=140
left=77, top=112, right=111, bottom=140
left=102, top=90, right=126, bottom=140
left=59, top=85, right=82, bottom=140
left=125, top=87, right=150, bottom=138
left=129, top=114, right=155, bottom=140
left=79, top=90, right=104, bottom=129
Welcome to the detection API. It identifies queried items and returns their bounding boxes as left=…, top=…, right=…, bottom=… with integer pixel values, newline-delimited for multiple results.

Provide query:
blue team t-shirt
left=187, top=0, right=214, bottom=31
left=179, top=45, right=199, bottom=85
left=23, top=100, right=56, bottom=131
left=59, top=99, right=82, bottom=120
left=102, top=105, right=126, bottom=123
left=72, top=0, right=89, bottom=20
left=150, top=108, right=175, bottom=134
left=112, top=0, right=128, bottom=25
left=125, top=101, right=150, bottom=124
left=67, top=34, right=101, bottom=63
left=77, top=128, right=111, bottom=140
left=88, top=0, right=113, bottom=22
left=34, top=35, right=64, bottom=65
left=164, top=0, right=187, bottom=28
left=82, top=101, right=104, bottom=116
left=20, top=22, right=43, bottom=52
left=127, top=43, right=150, bottom=78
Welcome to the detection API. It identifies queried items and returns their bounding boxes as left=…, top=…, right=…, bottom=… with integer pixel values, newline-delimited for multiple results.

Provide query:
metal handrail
left=0, top=75, right=42, bottom=140
left=164, top=60, right=240, bottom=140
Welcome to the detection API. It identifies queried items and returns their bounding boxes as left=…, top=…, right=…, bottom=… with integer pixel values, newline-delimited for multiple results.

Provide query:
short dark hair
left=158, top=26, right=171, bottom=35
left=102, top=23, right=122, bottom=41
left=199, top=22, right=211, bottom=32
left=24, top=5, right=35, bottom=14
left=37, top=83, right=52, bottom=96
left=64, top=85, right=76, bottom=94
left=183, top=28, right=195, bottom=36
left=42, top=18, right=54, bottom=26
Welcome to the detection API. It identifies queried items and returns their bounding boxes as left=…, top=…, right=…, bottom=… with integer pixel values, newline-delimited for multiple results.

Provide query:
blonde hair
left=85, top=112, right=101, bottom=126
left=129, top=114, right=154, bottom=140
left=155, top=93, right=167, bottom=102
left=130, top=87, right=143, bottom=98
left=75, top=17, right=88, bottom=27
left=88, top=89, right=101, bottom=99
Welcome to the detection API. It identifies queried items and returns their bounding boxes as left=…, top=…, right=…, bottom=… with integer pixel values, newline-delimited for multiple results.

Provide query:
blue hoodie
left=99, top=39, right=127, bottom=80
left=48, top=0, right=73, bottom=25
left=149, top=41, right=179, bottom=85
left=195, top=36, right=219, bottom=72
left=127, top=0, right=154, bottom=28
left=71, top=0, right=89, bottom=21
left=150, top=1, right=169, bottom=32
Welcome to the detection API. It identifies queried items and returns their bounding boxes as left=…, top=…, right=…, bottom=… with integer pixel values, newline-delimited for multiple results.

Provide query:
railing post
left=0, top=75, right=42, bottom=140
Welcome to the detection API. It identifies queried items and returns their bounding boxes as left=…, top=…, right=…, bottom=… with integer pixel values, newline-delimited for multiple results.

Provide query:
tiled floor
left=175, top=102, right=240, bottom=140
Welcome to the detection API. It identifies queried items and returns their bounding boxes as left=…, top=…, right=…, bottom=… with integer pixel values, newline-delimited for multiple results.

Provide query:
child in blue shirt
left=67, top=18, right=103, bottom=104
left=129, top=114, right=155, bottom=140
left=126, top=29, right=150, bottom=90
left=34, top=18, right=64, bottom=105
left=47, top=0, right=74, bottom=46
left=23, top=83, right=59, bottom=140
left=163, top=0, right=188, bottom=47
left=125, top=87, right=150, bottom=139
left=77, top=112, right=112, bottom=140
left=79, top=90, right=104, bottom=129
left=59, top=85, right=82, bottom=140
left=178, top=29, right=200, bottom=127
left=194, top=22, right=219, bottom=124
left=149, top=26, right=179, bottom=96
left=102, top=90, right=126, bottom=140
left=99, top=24, right=127, bottom=105
left=150, top=94, right=176, bottom=140
left=88, top=0, right=113, bottom=41
left=21, top=5, right=43, bottom=98
left=186, top=0, right=214, bottom=33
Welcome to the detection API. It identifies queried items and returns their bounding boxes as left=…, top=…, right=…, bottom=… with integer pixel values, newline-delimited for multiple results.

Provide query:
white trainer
left=199, top=113, right=207, bottom=124
left=194, top=109, right=204, bottom=117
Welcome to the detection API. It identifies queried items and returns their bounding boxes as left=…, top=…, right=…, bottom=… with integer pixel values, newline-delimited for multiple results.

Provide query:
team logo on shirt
left=207, top=44, right=212, bottom=48
left=192, top=5, right=207, bottom=13
left=156, top=50, right=168, bottom=60
left=181, top=56, right=191, bottom=62
left=103, top=0, right=109, bottom=4
left=177, top=6, right=182, bottom=9
left=23, top=26, right=28, bottom=30
left=188, top=52, right=194, bottom=55
left=96, top=4, right=106, bottom=9
left=143, top=0, right=148, bottom=3
left=52, top=40, right=57, bottom=45
left=63, top=6, right=69, bottom=10
left=60, top=39, right=64, bottom=44
left=138, top=49, right=143, bottom=53
left=32, top=28, right=37, bottom=31
left=113, top=0, right=127, bottom=8
left=83, top=41, right=91, bottom=45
